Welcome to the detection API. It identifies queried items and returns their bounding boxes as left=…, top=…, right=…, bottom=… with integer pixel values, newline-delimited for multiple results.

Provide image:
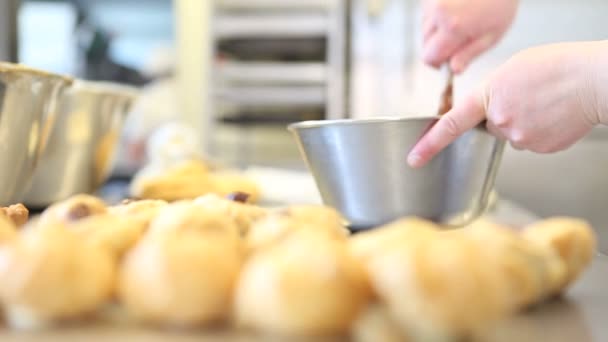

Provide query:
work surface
left=2, top=199, right=605, bottom=341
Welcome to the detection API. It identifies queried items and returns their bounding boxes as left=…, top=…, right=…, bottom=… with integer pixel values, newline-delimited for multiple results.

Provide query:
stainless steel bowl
left=289, top=116, right=505, bottom=230
left=0, top=62, right=72, bottom=205
left=23, top=80, right=139, bottom=207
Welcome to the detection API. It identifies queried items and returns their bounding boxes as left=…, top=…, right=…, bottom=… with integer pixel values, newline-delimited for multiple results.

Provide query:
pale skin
left=422, top=0, right=519, bottom=73
left=408, top=0, right=608, bottom=168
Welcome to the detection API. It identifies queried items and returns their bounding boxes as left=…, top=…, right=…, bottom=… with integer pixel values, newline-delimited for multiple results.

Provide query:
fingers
left=423, top=22, right=437, bottom=45
left=422, top=11, right=436, bottom=43
left=408, top=93, right=487, bottom=168
left=450, top=34, right=496, bottom=73
left=423, top=28, right=468, bottom=69
left=485, top=121, right=507, bottom=141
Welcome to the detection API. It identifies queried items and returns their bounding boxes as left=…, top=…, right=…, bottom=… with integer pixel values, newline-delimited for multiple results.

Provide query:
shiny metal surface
left=289, top=116, right=506, bottom=229
left=23, top=80, right=138, bottom=207
left=0, top=62, right=72, bottom=205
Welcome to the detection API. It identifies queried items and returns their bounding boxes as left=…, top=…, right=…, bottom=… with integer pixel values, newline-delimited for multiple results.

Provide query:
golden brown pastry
left=208, top=171, right=261, bottom=204
left=352, top=304, right=410, bottom=342
left=0, top=224, right=115, bottom=330
left=366, top=233, right=510, bottom=340
left=360, top=217, right=588, bottom=341
left=278, top=205, right=347, bottom=228
left=118, top=225, right=242, bottom=327
left=462, top=219, right=566, bottom=308
left=129, top=159, right=214, bottom=201
left=39, top=194, right=107, bottom=224
left=107, top=198, right=168, bottom=230
left=349, top=217, right=439, bottom=262
left=246, top=205, right=349, bottom=252
left=0, top=203, right=29, bottom=227
left=234, top=230, right=370, bottom=337
left=194, top=194, right=267, bottom=235
left=523, top=217, right=596, bottom=292
left=68, top=214, right=147, bottom=259
left=0, top=214, right=17, bottom=243
left=147, top=201, right=240, bottom=244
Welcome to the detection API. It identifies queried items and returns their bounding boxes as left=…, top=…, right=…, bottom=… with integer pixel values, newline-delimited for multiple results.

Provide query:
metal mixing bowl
left=289, top=116, right=505, bottom=230
left=23, top=80, right=139, bottom=207
left=0, top=62, right=72, bottom=205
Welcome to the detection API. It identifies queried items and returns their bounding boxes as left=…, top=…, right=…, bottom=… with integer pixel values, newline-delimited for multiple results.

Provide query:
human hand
left=422, top=0, right=519, bottom=73
left=408, top=41, right=608, bottom=168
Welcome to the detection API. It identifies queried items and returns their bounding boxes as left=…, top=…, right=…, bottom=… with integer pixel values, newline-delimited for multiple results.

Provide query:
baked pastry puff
left=0, top=203, right=29, bottom=227
left=349, top=217, right=439, bottom=262
left=366, top=233, right=513, bottom=340
left=246, top=205, right=349, bottom=252
left=68, top=214, right=147, bottom=260
left=462, top=219, right=567, bottom=309
left=0, top=224, right=115, bottom=330
left=39, top=194, right=107, bottom=224
left=194, top=194, right=267, bottom=236
left=0, top=214, right=17, bottom=243
left=234, top=229, right=370, bottom=337
left=129, top=159, right=214, bottom=201
left=208, top=171, right=261, bottom=204
left=146, top=201, right=241, bottom=249
left=108, top=199, right=168, bottom=230
left=523, top=217, right=596, bottom=293
left=118, top=202, right=242, bottom=327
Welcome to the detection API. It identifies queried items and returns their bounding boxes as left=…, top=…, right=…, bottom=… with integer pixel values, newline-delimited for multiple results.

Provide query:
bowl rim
left=71, top=80, right=140, bottom=99
left=0, top=62, right=73, bottom=83
left=287, top=115, right=440, bottom=131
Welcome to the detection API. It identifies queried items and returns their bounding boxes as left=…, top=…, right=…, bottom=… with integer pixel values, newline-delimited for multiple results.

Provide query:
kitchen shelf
left=214, top=13, right=329, bottom=39
left=216, top=61, right=326, bottom=85
left=215, top=85, right=326, bottom=106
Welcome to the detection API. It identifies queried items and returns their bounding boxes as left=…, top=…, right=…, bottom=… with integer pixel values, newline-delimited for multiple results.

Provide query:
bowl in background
left=289, top=116, right=505, bottom=230
left=23, top=80, right=139, bottom=207
left=0, top=62, right=72, bottom=205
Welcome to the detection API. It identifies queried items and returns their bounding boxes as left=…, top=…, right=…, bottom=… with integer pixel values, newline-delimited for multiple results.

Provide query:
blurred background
left=2, top=0, right=608, bottom=246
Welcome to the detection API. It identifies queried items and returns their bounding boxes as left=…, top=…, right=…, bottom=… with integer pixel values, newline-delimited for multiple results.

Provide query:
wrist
left=585, top=40, right=608, bottom=125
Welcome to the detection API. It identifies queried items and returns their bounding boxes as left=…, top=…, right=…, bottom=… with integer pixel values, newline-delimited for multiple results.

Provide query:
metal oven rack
left=206, top=0, right=348, bottom=165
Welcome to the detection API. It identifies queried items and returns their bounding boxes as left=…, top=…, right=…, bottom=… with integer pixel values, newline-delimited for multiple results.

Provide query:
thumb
left=407, top=91, right=487, bottom=168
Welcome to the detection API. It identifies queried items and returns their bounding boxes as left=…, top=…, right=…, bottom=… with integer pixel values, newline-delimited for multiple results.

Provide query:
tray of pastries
left=0, top=191, right=596, bottom=341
